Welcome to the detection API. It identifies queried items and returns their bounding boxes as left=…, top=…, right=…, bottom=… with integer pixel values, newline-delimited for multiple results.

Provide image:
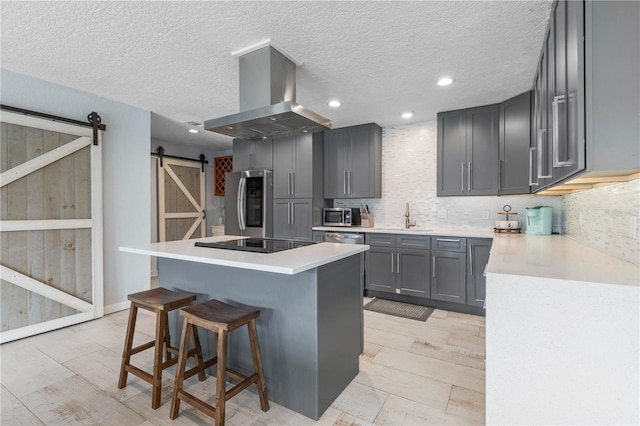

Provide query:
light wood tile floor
left=1, top=298, right=485, bottom=425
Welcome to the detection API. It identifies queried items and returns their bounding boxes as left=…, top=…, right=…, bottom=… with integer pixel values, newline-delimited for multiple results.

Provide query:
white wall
left=1, top=68, right=151, bottom=312
left=335, top=120, right=564, bottom=233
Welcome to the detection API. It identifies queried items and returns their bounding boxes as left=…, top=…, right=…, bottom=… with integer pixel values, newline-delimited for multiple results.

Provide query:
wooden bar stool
left=118, top=287, right=207, bottom=409
left=170, top=299, right=269, bottom=425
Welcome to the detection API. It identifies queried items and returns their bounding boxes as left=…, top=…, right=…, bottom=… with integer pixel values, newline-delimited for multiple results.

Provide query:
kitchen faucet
left=405, top=202, right=416, bottom=229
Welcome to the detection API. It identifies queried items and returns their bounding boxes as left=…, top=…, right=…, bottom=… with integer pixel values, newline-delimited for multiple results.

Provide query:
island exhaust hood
left=205, top=45, right=332, bottom=140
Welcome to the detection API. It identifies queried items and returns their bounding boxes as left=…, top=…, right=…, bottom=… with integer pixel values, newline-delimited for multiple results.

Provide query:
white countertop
left=486, top=233, right=639, bottom=287
left=120, top=236, right=368, bottom=275
left=313, top=226, right=495, bottom=238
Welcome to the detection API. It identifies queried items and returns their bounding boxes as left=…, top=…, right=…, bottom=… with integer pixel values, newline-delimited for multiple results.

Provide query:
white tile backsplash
left=334, top=120, right=563, bottom=233
left=563, top=179, right=640, bottom=265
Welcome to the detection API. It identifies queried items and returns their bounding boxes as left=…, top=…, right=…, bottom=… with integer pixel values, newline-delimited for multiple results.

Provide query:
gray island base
left=158, top=253, right=363, bottom=420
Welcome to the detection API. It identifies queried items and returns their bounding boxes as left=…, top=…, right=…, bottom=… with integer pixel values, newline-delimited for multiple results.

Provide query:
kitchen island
left=121, top=236, right=368, bottom=420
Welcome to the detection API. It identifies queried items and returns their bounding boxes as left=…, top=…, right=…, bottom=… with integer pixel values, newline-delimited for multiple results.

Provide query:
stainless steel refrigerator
left=224, top=170, right=273, bottom=237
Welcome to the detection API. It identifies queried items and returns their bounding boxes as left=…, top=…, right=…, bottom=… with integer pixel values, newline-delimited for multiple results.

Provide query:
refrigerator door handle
left=237, top=177, right=246, bottom=231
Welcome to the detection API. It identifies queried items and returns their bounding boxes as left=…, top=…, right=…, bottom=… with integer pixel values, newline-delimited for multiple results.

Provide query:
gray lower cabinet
left=324, top=123, right=382, bottom=199
left=365, top=234, right=430, bottom=298
left=466, top=238, right=492, bottom=307
left=430, top=236, right=467, bottom=304
left=273, top=199, right=312, bottom=241
left=437, top=105, right=499, bottom=196
left=499, top=91, right=532, bottom=194
left=233, top=139, right=273, bottom=171
left=312, top=231, right=325, bottom=242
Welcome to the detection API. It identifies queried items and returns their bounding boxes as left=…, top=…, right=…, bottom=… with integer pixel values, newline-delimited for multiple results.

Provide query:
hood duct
left=205, top=46, right=332, bottom=140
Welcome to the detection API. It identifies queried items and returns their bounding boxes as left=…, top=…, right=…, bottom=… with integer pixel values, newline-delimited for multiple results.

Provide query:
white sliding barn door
left=157, top=157, right=205, bottom=242
left=0, top=111, right=103, bottom=343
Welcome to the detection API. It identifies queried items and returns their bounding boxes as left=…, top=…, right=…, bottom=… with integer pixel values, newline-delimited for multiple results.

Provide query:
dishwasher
left=323, top=231, right=365, bottom=245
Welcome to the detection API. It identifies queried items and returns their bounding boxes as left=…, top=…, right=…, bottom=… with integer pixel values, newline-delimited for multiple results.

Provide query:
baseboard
left=103, top=301, right=130, bottom=315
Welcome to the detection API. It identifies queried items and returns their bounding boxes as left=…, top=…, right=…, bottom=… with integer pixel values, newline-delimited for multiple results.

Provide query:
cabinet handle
left=291, top=202, right=294, bottom=225
left=498, top=159, right=502, bottom=190
left=390, top=252, right=394, bottom=273
left=529, top=147, right=539, bottom=186
left=348, top=171, right=352, bottom=195
left=432, top=256, right=436, bottom=278
left=343, top=171, right=347, bottom=195
left=287, top=172, right=291, bottom=196
left=552, top=95, right=572, bottom=167
left=538, top=129, right=552, bottom=179
left=437, top=238, right=460, bottom=243
left=461, top=163, right=464, bottom=192
left=287, top=202, right=291, bottom=225
left=469, top=245, right=473, bottom=275
left=397, top=253, right=400, bottom=275
left=291, top=172, right=295, bottom=196
left=468, top=162, right=472, bottom=191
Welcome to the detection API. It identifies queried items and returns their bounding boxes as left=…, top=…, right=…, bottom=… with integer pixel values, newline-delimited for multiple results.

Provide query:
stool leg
left=163, top=311, right=172, bottom=362
left=215, top=330, right=228, bottom=426
left=191, top=325, right=207, bottom=382
left=248, top=319, right=269, bottom=411
left=170, top=318, right=192, bottom=420
left=118, top=304, right=138, bottom=389
left=151, top=309, right=165, bottom=409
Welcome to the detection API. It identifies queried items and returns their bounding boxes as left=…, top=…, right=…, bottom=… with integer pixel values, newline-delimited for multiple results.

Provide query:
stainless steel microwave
left=322, top=208, right=361, bottom=227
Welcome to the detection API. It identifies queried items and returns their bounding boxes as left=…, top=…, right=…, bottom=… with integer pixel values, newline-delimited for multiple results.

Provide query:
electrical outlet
left=437, top=208, right=447, bottom=218
left=482, top=210, right=489, bottom=220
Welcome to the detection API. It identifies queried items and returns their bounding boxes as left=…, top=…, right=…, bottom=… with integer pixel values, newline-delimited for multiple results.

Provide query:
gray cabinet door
left=273, top=136, right=294, bottom=199
left=349, top=124, right=375, bottom=198
left=499, top=91, right=532, bottom=195
left=293, top=134, right=314, bottom=199
left=253, top=139, right=273, bottom=170
left=366, top=246, right=396, bottom=294
left=291, top=199, right=312, bottom=241
left=466, top=238, right=491, bottom=307
left=437, top=110, right=467, bottom=196
left=397, top=248, right=430, bottom=299
left=430, top=250, right=466, bottom=304
left=323, top=128, right=349, bottom=198
left=273, top=200, right=292, bottom=239
left=466, top=104, right=499, bottom=195
left=233, top=139, right=253, bottom=171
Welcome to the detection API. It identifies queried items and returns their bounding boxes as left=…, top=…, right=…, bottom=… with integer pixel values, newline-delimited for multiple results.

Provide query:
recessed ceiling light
left=437, top=77, right=454, bottom=86
left=401, top=111, right=414, bottom=119
left=328, top=100, right=341, bottom=108
left=188, top=129, right=199, bottom=134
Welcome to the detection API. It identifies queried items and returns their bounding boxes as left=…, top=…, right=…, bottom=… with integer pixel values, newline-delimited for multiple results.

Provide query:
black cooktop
left=194, top=238, right=316, bottom=254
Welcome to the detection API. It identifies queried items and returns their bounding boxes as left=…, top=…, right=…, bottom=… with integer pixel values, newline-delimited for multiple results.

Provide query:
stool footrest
left=225, top=373, right=259, bottom=401
left=175, top=389, right=216, bottom=419
left=183, top=356, right=218, bottom=381
left=130, top=340, right=155, bottom=355
left=125, top=364, right=153, bottom=384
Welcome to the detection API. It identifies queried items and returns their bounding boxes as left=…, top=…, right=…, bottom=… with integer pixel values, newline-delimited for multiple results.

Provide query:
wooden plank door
left=157, top=157, right=205, bottom=241
left=0, top=111, right=103, bottom=343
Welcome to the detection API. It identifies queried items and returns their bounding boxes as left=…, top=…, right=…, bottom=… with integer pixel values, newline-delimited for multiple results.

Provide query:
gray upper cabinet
left=273, top=134, right=314, bottom=199
left=324, top=123, right=382, bottom=199
left=466, top=238, right=492, bottom=307
left=531, top=1, right=639, bottom=191
left=499, top=91, right=532, bottom=195
left=437, top=105, right=499, bottom=196
left=232, top=139, right=273, bottom=171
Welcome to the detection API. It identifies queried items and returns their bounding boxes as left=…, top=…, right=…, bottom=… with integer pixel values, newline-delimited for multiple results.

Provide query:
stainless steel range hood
left=205, top=46, right=332, bottom=140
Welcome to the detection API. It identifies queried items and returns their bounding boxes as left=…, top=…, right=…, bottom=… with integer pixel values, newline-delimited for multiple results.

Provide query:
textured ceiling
left=1, top=1, right=552, bottom=150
